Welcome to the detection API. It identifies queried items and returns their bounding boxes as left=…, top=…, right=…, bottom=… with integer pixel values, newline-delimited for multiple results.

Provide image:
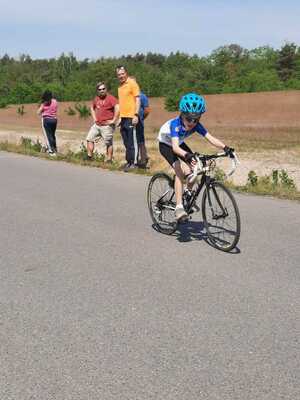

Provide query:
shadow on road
left=174, top=220, right=241, bottom=254
left=151, top=221, right=241, bottom=254
left=174, top=220, right=208, bottom=243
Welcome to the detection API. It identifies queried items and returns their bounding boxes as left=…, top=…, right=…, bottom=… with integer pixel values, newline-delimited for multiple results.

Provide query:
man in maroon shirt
left=86, top=82, right=119, bottom=162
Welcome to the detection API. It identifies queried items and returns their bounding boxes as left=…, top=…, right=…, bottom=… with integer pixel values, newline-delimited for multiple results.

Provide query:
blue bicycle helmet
left=179, top=92, right=206, bottom=117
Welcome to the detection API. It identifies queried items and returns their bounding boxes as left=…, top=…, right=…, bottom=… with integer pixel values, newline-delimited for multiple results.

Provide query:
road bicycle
left=147, top=151, right=241, bottom=252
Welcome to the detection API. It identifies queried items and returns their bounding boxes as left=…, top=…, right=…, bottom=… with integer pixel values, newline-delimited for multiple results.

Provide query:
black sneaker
left=123, top=163, right=136, bottom=172
left=137, top=163, right=146, bottom=169
left=123, top=163, right=131, bottom=172
left=138, top=157, right=149, bottom=169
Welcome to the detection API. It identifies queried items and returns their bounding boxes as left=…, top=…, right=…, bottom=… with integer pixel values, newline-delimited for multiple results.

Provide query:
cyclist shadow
left=174, top=220, right=241, bottom=254
left=174, top=220, right=208, bottom=243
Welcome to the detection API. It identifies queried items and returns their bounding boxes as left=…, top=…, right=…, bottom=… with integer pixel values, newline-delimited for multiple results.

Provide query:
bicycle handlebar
left=227, top=151, right=240, bottom=177
left=187, top=151, right=240, bottom=182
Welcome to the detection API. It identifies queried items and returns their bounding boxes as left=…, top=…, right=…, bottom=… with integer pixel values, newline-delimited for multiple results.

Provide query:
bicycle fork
left=207, top=184, right=228, bottom=220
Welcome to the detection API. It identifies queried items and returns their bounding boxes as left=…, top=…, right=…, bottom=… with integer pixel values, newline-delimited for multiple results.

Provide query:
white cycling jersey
left=158, top=116, right=208, bottom=146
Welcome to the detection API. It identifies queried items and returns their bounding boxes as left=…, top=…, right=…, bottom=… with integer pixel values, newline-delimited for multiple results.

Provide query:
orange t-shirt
left=118, top=78, right=140, bottom=118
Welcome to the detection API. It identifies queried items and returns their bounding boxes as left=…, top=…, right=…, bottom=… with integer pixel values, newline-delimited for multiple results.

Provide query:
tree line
left=0, top=42, right=299, bottom=110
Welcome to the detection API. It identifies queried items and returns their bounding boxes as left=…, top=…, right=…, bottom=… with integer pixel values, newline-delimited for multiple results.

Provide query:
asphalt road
left=0, top=152, right=299, bottom=400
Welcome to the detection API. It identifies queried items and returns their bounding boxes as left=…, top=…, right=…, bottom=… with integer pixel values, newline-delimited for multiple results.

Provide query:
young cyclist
left=158, top=92, right=234, bottom=221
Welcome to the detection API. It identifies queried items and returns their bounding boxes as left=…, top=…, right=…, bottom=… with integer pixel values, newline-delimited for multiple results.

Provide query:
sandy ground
left=0, top=91, right=299, bottom=188
left=1, top=127, right=300, bottom=189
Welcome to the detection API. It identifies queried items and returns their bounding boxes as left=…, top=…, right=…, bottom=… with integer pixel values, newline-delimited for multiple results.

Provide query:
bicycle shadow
left=173, top=220, right=241, bottom=254
left=174, top=220, right=208, bottom=243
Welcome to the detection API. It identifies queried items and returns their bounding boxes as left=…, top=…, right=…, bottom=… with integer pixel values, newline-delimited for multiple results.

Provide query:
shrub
left=272, top=169, right=279, bottom=186
left=71, top=142, right=105, bottom=162
left=279, top=169, right=296, bottom=189
left=244, top=169, right=297, bottom=198
left=0, top=100, right=8, bottom=108
left=17, top=105, right=25, bottom=116
left=247, top=170, right=258, bottom=186
left=74, top=103, right=90, bottom=119
left=65, top=106, right=76, bottom=116
left=164, top=94, right=179, bottom=112
left=20, top=137, right=42, bottom=152
left=214, top=167, right=226, bottom=182
left=271, top=169, right=295, bottom=189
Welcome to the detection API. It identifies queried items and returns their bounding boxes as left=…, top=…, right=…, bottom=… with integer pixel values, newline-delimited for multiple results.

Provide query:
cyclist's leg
left=179, top=142, right=195, bottom=190
left=159, top=142, right=188, bottom=220
left=159, top=142, right=192, bottom=205
left=173, top=161, right=185, bottom=206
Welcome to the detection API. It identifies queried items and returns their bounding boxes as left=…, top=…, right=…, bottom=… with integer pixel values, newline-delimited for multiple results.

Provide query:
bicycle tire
left=202, top=181, right=241, bottom=252
left=147, top=173, right=177, bottom=235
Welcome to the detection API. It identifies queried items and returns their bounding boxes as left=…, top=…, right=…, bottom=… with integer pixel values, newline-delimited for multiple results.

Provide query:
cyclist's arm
left=171, top=137, right=189, bottom=158
left=204, top=132, right=226, bottom=150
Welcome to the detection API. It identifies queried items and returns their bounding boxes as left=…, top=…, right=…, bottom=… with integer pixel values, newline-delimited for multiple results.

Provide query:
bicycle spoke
left=147, top=173, right=177, bottom=235
left=202, top=182, right=240, bottom=251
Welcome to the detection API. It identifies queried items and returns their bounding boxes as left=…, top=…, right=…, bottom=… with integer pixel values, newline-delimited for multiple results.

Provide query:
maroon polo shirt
left=92, top=94, right=118, bottom=125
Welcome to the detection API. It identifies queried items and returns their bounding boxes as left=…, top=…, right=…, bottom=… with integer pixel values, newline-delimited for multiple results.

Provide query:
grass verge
left=0, top=138, right=149, bottom=175
left=1, top=137, right=299, bottom=201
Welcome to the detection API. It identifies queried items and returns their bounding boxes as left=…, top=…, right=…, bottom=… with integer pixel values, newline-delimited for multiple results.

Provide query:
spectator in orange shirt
left=116, top=66, right=140, bottom=172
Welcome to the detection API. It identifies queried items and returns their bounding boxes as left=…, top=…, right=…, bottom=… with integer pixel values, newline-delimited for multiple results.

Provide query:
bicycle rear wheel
left=202, top=181, right=240, bottom=251
left=147, top=173, right=177, bottom=235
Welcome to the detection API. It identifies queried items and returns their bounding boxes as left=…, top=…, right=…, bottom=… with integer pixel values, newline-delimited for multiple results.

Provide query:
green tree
left=276, top=42, right=298, bottom=82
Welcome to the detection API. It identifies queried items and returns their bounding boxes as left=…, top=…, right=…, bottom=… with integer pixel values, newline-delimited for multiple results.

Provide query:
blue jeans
left=42, top=117, right=57, bottom=152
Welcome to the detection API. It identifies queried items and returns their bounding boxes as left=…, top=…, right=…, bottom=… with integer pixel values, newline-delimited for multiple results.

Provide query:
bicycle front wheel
left=147, top=173, right=177, bottom=235
left=202, top=181, right=241, bottom=251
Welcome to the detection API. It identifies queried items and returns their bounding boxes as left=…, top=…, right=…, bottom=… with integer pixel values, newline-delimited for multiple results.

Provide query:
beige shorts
left=86, top=124, right=114, bottom=146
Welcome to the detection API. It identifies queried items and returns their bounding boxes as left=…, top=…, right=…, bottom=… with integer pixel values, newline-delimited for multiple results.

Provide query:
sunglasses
left=184, top=116, right=199, bottom=123
left=97, top=87, right=106, bottom=91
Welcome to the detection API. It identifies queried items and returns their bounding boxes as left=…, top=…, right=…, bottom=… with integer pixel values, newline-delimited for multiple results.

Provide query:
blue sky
left=1, top=0, right=299, bottom=59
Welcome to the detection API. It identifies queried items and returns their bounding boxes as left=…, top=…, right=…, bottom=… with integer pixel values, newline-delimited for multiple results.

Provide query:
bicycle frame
left=184, top=154, right=233, bottom=218
left=155, top=151, right=239, bottom=219
left=184, top=174, right=212, bottom=215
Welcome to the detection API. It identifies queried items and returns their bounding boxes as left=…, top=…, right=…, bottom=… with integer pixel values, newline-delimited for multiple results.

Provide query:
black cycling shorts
left=159, top=142, right=192, bottom=167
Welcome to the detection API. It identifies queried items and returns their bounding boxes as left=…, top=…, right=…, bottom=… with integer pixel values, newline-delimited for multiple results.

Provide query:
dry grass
left=0, top=90, right=300, bottom=189
left=142, top=125, right=300, bottom=175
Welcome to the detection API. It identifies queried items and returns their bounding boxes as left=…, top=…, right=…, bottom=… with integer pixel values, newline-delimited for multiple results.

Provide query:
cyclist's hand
left=184, top=152, right=195, bottom=164
left=224, top=145, right=235, bottom=158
